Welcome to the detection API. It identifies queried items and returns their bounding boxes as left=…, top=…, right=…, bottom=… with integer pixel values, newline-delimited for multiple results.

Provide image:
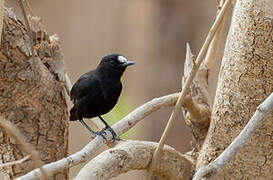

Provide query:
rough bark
left=197, top=0, right=273, bottom=179
left=0, top=7, right=69, bottom=179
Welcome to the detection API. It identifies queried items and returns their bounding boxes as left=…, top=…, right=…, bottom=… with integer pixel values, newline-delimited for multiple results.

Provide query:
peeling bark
left=0, top=7, right=69, bottom=179
left=197, top=0, right=273, bottom=179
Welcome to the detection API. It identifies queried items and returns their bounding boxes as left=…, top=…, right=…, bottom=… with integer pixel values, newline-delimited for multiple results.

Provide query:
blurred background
left=6, top=0, right=225, bottom=179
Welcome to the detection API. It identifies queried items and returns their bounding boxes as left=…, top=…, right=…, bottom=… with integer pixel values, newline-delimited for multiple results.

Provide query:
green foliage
left=104, top=95, right=137, bottom=139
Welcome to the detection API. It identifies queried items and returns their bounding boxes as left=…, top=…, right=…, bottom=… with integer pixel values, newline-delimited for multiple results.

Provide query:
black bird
left=70, top=54, right=135, bottom=140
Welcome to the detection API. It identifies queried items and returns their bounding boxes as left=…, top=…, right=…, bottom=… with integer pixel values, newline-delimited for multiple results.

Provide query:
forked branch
left=193, top=92, right=273, bottom=180
left=17, top=93, right=180, bottom=179
left=146, top=0, right=233, bottom=178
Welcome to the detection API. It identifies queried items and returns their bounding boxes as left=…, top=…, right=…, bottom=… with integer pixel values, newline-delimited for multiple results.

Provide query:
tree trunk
left=0, top=7, right=69, bottom=179
left=197, top=0, right=273, bottom=179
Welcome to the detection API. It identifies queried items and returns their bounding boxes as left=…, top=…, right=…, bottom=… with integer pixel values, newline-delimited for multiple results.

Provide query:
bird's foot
left=103, top=126, right=118, bottom=141
left=94, top=130, right=107, bottom=140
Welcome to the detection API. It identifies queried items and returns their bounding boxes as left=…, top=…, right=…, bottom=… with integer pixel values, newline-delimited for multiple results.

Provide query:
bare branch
left=0, top=117, right=48, bottom=180
left=0, top=155, right=31, bottom=168
left=17, top=93, right=180, bottom=180
left=203, top=0, right=226, bottom=70
left=146, top=0, right=233, bottom=178
left=75, top=140, right=194, bottom=180
left=0, top=0, right=4, bottom=44
left=24, top=0, right=35, bottom=17
left=18, top=0, right=34, bottom=53
left=193, top=92, right=273, bottom=180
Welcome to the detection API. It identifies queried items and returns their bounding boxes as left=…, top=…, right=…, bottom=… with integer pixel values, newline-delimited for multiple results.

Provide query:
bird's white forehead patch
left=118, top=56, right=127, bottom=63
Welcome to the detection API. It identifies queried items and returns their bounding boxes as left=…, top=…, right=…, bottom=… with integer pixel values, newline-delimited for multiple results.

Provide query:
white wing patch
left=118, top=55, right=127, bottom=63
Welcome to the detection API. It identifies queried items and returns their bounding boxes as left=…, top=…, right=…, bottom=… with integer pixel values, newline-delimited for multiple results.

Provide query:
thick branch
left=193, top=92, right=273, bottom=180
left=75, top=140, right=194, bottom=180
left=17, top=93, right=180, bottom=180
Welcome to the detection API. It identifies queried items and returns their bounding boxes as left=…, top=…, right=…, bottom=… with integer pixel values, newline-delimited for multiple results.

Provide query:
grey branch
left=74, top=140, right=194, bottom=180
left=193, top=92, right=273, bottom=180
left=17, top=93, right=180, bottom=180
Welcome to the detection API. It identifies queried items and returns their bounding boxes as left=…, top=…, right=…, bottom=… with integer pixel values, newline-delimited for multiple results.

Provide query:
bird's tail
left=70, top=106, right=78, bottom=121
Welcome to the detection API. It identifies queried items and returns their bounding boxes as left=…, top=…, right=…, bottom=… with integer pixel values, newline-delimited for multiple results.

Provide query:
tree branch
left=18, top=0, right=34, bottom=53
left=75, top=140, right=194, bottom=180
left=146, top=0, right=233, bottom=178
left=193, top=92, right=273, bottom=180
left=0, top=0, right=4, bottom=44
left=0, top=155, right=31, bottom=168
left=17, top=93, right=180, bottom=180
left=203, top=0, right=226, bottom=70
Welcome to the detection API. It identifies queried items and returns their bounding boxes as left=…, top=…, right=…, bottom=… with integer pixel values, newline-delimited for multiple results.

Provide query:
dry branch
left=203, top=0, right=226, bottom=69
left=193, top=92, right=273, bottom=180
left=17, top=93, right=180, bottom=180
left=18, top=0, right=34, bottom=52
left=146, top=0, right=233, bottom=178
left=0, top=155, right=31, bottom=168
left=0, top=0, right=4, bottom=44
left=75, top=140, right=194, bottom=180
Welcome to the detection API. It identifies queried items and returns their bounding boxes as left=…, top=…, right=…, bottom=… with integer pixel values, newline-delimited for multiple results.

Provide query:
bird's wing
left=70, top=71, right=95, bottom=102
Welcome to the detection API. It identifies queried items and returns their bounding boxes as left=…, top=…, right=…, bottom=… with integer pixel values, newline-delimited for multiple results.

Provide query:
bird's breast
left=100, top=82, right=122, bottom=114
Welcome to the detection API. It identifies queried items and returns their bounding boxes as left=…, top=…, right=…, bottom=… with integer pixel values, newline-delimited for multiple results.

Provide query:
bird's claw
left=94, top=130, right=107, bottom=140
left=103, top=126, right=117, bottom=141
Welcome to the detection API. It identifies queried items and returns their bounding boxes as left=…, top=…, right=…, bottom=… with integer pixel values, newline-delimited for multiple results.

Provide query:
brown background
left=6, top=0, right=223, bottom=179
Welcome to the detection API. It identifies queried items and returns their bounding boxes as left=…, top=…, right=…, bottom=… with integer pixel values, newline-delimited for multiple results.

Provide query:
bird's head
left=97, top=54, right=135, bottom=78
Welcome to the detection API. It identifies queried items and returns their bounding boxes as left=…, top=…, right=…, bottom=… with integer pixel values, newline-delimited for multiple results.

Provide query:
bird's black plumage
left=70, top=54, right=135, bottom=140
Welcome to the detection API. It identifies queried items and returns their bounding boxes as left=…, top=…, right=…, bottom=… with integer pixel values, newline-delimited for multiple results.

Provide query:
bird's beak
left=122, top=61, right=135, bottom=67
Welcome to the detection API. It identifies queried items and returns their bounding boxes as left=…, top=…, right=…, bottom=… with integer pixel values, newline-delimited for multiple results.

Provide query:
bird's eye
left=109, top=60, right=117, bottom=67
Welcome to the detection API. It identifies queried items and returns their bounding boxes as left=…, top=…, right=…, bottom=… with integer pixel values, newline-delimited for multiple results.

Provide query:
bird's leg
left=79, top=118, right=106, bottom=140
left=98, top=115, right=117, bottom=140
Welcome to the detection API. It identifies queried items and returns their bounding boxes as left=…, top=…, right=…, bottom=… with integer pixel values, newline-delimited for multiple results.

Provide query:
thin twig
left=145, top=0, right=233, bottom=179
left=24, top=0, right=35, bottom=17
left=0, top=117, right=48, bottom=180
left=18, top=0, right=34, bottom=53
left=0, top=0, right=5, bottom=44
left=17, top=93, right=180, bottom=180
left=203, top=0, right=226, bottom=69
left=0, top=155, right=31, bottom=168
left=193, top=92, right=273, bottom=180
